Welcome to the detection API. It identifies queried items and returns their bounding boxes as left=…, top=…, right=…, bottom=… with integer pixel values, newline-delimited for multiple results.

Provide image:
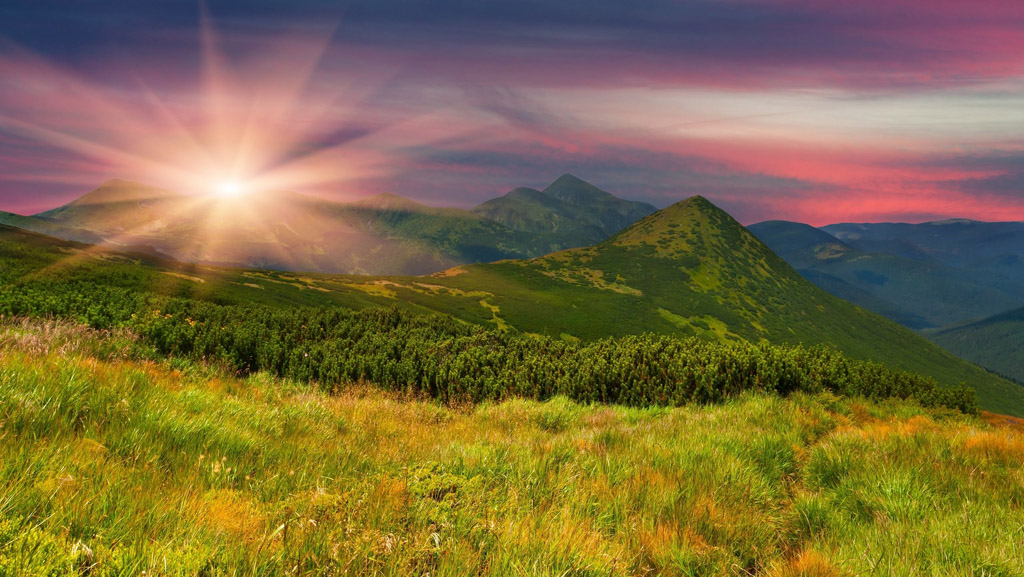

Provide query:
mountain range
left=0, top=175, right=656, bottom=275
left=748, top=220, right=1024, bottom=329
left=4, top=193, right=1021, bottom=415
left=750, top=218, right=1024, bottom=389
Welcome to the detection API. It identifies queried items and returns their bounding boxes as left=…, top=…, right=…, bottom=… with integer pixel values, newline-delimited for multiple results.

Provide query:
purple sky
left=1, top=0, right=1024, bottom=224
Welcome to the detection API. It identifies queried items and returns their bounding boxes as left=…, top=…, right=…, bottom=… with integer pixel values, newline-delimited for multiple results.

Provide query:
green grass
left=1, top=320, right=1023, bottom=575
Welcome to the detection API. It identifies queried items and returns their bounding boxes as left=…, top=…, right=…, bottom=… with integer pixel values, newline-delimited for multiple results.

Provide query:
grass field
left=1, top=320, right=1022, bottom=576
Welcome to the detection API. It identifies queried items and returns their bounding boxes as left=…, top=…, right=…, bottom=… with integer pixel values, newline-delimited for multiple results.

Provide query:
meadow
left=1, top=319, right=1022, bottom=576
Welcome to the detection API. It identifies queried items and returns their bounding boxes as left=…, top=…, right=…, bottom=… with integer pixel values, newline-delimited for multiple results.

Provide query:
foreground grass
left=0, top=323, right=1022, bottom=575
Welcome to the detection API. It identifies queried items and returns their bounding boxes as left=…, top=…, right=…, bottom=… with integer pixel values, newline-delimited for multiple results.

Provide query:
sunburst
left=0, top=6, right=464, bottom=275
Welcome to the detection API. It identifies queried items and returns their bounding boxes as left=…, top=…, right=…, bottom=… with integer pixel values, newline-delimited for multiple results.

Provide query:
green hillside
left=417, top=199, right=1022, bottom=412
left=930, top=307, right=1024, bottom=384
left=2, top=194, right=1022, bottom=415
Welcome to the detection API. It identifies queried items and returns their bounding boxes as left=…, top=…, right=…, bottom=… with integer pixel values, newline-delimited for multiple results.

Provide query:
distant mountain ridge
left=6, top=174, right=655, bottom=275
left=470, top=174, right=657, bottom=245
left=749, top=220, right=1024, bottom=329
left=751, top=217, right=1024, bottom=393
left=823, top=219, right=1024, bottom=281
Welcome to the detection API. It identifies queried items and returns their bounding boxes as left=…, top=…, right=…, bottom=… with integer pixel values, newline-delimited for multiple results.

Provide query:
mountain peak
left=609, top=195, right=728, bottom=247
left=550, top=173, right=588, bottom=186
left=601, top=195, right=795, bottom=289
left=542, top=174, right=616, bottom=204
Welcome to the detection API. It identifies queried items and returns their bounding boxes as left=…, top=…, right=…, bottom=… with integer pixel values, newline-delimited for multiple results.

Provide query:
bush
left=0, top=275, right=978, bottom=414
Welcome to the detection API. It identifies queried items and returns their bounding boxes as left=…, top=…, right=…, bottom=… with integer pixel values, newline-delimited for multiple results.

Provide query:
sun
left=215, top=180, right=245, bottom=197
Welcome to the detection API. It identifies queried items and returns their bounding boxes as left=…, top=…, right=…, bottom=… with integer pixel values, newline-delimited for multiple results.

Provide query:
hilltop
left=416, top=198, right=1023, bottom=412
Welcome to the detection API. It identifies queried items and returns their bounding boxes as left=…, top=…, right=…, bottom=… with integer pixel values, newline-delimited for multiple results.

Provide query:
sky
left=1, top=0, right=1023, bottom=225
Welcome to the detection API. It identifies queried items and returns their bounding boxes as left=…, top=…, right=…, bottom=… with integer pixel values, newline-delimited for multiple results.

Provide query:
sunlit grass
left=0, top=321, right=1021, bottom=575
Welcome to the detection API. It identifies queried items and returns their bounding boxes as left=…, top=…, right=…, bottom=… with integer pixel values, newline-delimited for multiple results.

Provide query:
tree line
left=0, top=275, right=977, bottom=413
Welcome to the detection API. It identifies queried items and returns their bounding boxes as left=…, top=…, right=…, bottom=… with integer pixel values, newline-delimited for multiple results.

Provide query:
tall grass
left=0, top=321, right=1021, bottom=575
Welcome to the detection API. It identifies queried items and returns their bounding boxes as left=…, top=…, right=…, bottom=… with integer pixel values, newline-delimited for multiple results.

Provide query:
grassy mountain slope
left=930, top=307, right=1024, bottom=384
left=749, top=220, right=1024, bottom=328
left=2, top=320, right=1022, bottom=575
left=3, top=194, right=1022, bottom=414
left=418, top=199, right=1022, bottom=412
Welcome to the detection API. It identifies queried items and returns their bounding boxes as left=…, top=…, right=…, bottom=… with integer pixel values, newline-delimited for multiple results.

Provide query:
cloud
left=2, top=0, right=1024, bottom=224
left=6, top=0, right=1024, bottom=90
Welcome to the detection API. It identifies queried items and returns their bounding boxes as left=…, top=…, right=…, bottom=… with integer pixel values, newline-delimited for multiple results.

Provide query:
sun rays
left=0, top=6, right=463, bottom=282
left=0, top=6, right=440, bottom=206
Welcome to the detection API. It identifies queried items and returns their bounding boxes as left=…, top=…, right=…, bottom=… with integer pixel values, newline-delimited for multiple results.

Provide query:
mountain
left=273, top=196, right=1024, bottom=413
left=930, top=307, right=1024, bottom=385
left=824, top=219, right=1024, bottom=284
left=471, top=173, right=657, bottom=246
left=18, top=175, right=654, bottom=275
left=4, top=197, right=1022, bottom=414
left=749, top=220, right=1024, bottom=329
left=30, top=180, right=533, bottom=274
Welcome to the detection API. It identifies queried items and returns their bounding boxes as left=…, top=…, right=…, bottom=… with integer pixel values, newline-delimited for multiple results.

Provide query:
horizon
left=5, top=174, right=1024, bottom=228
left=2, top=1, right=1024, bottom=225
